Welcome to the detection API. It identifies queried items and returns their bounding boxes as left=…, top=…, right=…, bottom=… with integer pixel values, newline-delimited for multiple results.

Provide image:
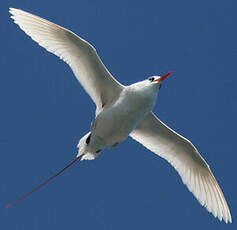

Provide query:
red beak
left=155, top=72, right=171, bottom=82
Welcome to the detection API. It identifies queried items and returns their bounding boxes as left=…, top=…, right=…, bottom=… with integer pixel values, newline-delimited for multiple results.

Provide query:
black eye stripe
left=148, top=77, right=155, bottom=82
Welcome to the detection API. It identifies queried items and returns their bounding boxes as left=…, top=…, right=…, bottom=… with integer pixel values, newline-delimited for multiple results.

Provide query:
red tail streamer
left=6, top=156, right=81, bottom=208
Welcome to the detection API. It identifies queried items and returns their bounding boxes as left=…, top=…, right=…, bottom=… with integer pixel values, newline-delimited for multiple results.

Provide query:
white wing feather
left=9, top=8, right=123, bottom=114
left=130, top=112, right=232, bottom=223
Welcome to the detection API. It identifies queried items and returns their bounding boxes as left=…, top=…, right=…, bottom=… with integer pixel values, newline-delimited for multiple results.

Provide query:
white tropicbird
left=8, top=8, right=232, bottom=223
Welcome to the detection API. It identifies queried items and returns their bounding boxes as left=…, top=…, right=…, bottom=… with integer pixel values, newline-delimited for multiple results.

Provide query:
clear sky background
left=0, top=0, right=236, bottom=229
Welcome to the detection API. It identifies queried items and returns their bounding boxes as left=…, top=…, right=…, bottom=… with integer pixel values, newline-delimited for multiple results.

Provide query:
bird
left=8, top=8, right=232, bottom=223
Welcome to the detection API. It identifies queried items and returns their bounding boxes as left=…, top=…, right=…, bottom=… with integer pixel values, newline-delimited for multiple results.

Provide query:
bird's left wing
left=9, top=8, right=124, bottom=114
left=130, top=112, right=232, bottom=223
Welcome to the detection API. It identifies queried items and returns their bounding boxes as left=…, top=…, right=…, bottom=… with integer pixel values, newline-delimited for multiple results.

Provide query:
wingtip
left=9, top=7, right=17, bottom=17
left=224, top=218, right=232, bottom=224
left=226, top=214, right=232, bottom=224
left=9, top=8, right=23, bottom=16
left=9, top=7, right=16, bottom=13
left=221, top=209, right=232, bottom=224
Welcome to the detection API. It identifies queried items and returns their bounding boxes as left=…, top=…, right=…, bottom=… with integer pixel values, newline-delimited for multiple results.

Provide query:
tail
left=77, top=132, right=96, bottom=160
left=6, top=155, right=82, bottom=207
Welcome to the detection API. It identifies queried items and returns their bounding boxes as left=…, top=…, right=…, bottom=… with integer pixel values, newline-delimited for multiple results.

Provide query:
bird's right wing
left=9, top=8, right=124, bottom=114
left=130, top=112, right=232, bottom=223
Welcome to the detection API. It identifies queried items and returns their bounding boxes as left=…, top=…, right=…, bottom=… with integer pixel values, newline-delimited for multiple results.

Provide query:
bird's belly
left=92, top=98, right=151, bottom=146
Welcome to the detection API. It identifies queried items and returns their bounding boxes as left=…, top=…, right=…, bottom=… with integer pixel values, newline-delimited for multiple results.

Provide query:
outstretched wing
left=130, top=112, right=232, bottom=223
left=9, top=8, right=124, bottom=114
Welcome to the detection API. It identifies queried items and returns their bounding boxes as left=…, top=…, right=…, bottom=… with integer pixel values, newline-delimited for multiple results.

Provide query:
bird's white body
left=80, top=81, right=159, bottom=160
left=9, top=8, right=232, bottom=223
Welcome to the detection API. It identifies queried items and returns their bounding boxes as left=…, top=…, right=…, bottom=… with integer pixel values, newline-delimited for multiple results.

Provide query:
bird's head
left=132, top=71, right=171, bottom=93
left=129, top=72, right=171, bottom=108
left=134, top=71, right=171, bottom=96
left=146, top=72, right=171, bottom=90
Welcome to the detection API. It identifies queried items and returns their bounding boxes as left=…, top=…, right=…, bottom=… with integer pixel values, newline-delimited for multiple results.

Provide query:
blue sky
left=1, top=0, right=236, bottom=229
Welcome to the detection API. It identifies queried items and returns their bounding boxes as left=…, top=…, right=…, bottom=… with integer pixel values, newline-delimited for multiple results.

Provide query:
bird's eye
left=148, top=77, right=155, bottom=82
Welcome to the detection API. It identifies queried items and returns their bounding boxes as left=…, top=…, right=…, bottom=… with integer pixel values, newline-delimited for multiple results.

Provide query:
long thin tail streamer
left=6, top=156, right=81, bottom=208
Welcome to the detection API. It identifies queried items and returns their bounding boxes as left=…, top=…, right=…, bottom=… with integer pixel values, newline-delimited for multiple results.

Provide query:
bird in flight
left=8, top=8, right=232, bottom=223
